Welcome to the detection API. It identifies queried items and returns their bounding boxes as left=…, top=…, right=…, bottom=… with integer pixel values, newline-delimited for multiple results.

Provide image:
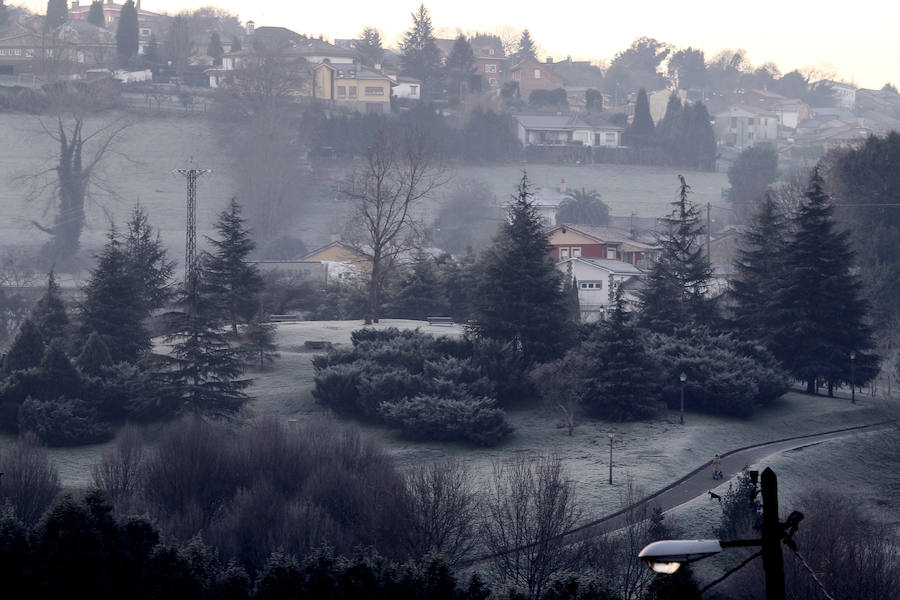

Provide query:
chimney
left=246, top=20, right=255, bottom=36
left=546, top=56, right=553, bottom=64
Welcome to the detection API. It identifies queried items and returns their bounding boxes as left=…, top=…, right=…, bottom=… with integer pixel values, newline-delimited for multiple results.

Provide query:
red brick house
left=546, top=224, right=658, bottom=266
left=510, top=57, right=564, bottom=103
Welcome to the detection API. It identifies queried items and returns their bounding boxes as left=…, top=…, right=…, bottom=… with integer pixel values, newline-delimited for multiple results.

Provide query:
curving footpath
left=462, top=420, right=896, bottom=567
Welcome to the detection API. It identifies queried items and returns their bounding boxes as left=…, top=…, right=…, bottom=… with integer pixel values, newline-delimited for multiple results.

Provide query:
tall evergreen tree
left=75, top=331, right=113, bottom=377
left=445, top=35, right=475, bottom=101
left=729, top=194, right=787, bottom=345
left=207, top=31, right=223, bottom=66
left=582, top=291, right=661, bottom=420
left=241, top=312, right=278, bottom=370
left=115, top=0, right=138, bottom=65
left=3, top=319, right=45, bottom=374
left=770, top=167, right=878, bottom=394
left=124, top=204, right=174, bottom=313
left=203, top=199, right=263, bottom=334
left=230, top=35, right=241, bottom=53
left=400, top=3, right=443, bottom=99
left=161, top=275, right=249, bottom=417
left=79, top=229, right=150, bottom=364
left=31, top=270, right=69, bottom=344
left=656, top=93, right=684, bottom=159
left=624, top=88, right=655, bottom=148
left=680, top=102, right=716, bottom=170
left=514, top=29, right=537, bottom=61
left=86, top=1, right=105, bottom=28
left=44, top=0, right=67, bottom=30
left=387, top=253, right=447, bottom=320
left=727, top=145, right=778, bottom=224
left=638, top=176, right=714, bottom=333
left=471, top=173, right=574, bottom=364
left=354, top=26, right=384, bottom=68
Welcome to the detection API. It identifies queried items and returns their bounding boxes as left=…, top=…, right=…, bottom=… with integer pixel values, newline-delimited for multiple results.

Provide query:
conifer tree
left=446, top=35, right=475, bottom=101
left=230, top=35, right=241, bottom=52
left=76, top=331, right=113, bottom=377
left=400, top=3, right=443, bottom=99
left=638, top=176, right=714, bottom=333
left=115, top=0, right=138, bottom=65
left=207, top=31, right=223, bottom=66
left=515, top=29, right=537, bottom=61
left=79, top=229, right=150, bottom=364
left=87, top=1, right=105, bottom=28
left=242, top=312, right=278, bottom=370
left=3, top=319, right=45, bottom=374
left=729, top=194, right=787, bottom=344
left=31, top=270, right=69, bottom=344
left=387, top=253, right=447, bottom=320
left=471, top=173, right=574, bottom=364
left=161, top=275, right=249, bottom=417
left=656, top=92, right=684, bottom=155
left=770, top=167, right=878, bottom=394
left=624, top=88, right=655, bottom=148
left=124, top=204, right=174, bottom=313
left=39, top=338, right=82, bottom=399
left=354, top=26, right=383, bottom=68
left=582, top=291, right=661, bottom=420
left=44, top=0, right=67, bottom=30
left=680, top=102, right=717, bottom=170
left=203, top=199, right=263, bottom=334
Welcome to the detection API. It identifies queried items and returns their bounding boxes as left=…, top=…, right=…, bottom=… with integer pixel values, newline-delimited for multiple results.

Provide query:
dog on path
left=708, top=490, right=722, bottom=502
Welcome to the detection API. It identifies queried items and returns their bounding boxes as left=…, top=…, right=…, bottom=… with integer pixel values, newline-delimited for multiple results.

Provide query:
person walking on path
left=712, top=454, right=722, bottom=480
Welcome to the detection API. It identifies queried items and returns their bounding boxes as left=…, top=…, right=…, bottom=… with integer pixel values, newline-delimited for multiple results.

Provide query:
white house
left=714, top=105, right=778, bottom=148
left=513, top=115, right=623, bottom=148
left=390, top=75, right=421, bottom=100
left=556, top=257, right=645, bottom=322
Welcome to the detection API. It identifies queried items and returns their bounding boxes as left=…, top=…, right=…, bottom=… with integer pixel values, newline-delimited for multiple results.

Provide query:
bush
left=0, top=433, right=60, bottom=525
left=380, top=394, right=513, bottom=446
left=312, top=362, right=366, bottom=416
left=18, top=396, right=113, bottom=446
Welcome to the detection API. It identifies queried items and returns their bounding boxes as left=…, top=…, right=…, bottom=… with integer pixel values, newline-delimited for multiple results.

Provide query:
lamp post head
left=679, top=372, right=687, bottom=383
left=608, top=432, right=615, bottom=440
left=638, top=539, right=723, bottom=573
left=850, top=351, right=856, bottom=360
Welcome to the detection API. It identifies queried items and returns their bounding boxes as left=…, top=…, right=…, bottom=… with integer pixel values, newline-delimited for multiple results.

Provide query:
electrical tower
left=176, top=166, right=210, bottom=281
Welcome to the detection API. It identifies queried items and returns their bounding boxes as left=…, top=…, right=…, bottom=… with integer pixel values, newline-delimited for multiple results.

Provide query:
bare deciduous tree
left=531, top=354, right=589, bottom=436
left=0, top=433, right=60, bottom=526
left=341, top=125, right=441, bottom=324
left=402, top=458, right=478, bottom=565
left=91, top=424, right=145, bottom=513
left=481, top=456, right=582, bottom=598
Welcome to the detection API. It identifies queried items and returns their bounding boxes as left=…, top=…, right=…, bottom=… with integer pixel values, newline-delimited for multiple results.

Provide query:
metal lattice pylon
left=176, top=167, right=210, bottom=281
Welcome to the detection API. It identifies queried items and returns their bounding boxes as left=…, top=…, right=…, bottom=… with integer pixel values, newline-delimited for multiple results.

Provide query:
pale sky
left=23, top=0, right=900, bottom=89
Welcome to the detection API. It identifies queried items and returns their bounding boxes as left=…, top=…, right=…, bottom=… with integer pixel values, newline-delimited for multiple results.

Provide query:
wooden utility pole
left=761, top=468, right=786, bottom=600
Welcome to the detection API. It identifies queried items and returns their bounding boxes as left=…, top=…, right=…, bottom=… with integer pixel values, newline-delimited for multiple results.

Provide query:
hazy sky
left=24, top=0, right=900, bottom=89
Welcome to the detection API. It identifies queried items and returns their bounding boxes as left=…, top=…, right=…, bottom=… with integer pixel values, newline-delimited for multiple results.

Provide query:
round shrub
left=18, top=396, right=113, bottom=446
left=379, top=394, right=513, bottom=446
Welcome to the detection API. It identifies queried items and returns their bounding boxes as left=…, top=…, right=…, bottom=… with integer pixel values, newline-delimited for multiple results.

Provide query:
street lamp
left=679, top=372, right=687, bottom=425
left=638, top=468, right=800, bottom=600
left=850, top=351, right=856, bottom=404
left=608, top=433, right=615, bottom=485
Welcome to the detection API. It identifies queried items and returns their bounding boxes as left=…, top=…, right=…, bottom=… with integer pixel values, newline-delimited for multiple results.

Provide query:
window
left=488, top=77, right=497, bottom=86
left=606, top=247, right=617, bottom=259
left=534, top=68, right=541, bottom=79
left=580, top=281, right=602, bottom=290
left=349, top=86, right=357, bottom=98
left=409, top=85, right=418, bottom=95
left=572, top=247, right=581, bottom=258
left=489, top=48, right=495, bottom=55
left=365, top=86, right=384, bottom=96
left=560, top=248, right=569, bottom=260
left=748, top=118, right=755, bottom=125
left=140, top=28, right=151, bottom=36
left=337, top=85, right=346, bottom=97
left=486, top=64, right=496, bottom=73
left=605, top=132, right=616, bottom=144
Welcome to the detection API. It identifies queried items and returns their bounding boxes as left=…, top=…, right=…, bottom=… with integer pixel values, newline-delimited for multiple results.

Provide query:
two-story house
left=714, top=105, right=778, bottom=148
left=471, top=39, right=505, bottom=89
left=546, top=224, right=659, bottom=266
left=509, top=57, right=564, bottom=103
left=557, top=257, right=646, bottom=322
left=313, top=62, right=393, bottom=113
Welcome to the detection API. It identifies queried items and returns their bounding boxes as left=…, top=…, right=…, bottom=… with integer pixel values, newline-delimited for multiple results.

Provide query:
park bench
left=304, top=340, right=333, bottom=350
left=427, top=316, right=454, bottom=326
left=268, top=314, right=300, bottom=322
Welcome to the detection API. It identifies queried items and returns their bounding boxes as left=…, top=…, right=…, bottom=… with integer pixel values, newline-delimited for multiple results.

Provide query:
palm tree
left=556, top=187, right=610, bottom=226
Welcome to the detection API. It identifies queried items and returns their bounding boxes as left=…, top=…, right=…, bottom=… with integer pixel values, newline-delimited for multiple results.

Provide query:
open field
left=6, top=319, right=894, bottom=528
left=1, top=111, right=729, bottom=270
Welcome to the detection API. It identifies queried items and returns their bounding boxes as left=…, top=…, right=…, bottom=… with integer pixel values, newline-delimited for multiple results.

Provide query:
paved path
left=462, top=420, right=896, bottom=566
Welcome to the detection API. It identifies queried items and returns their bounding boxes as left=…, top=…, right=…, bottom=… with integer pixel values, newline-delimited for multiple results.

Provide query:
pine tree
left=400, top=3, right=443, bottom=99
left=656, top=93, right=684, bottom=157
left=770, top=167, right=878, bottom=394
left=729, top=194, right=787, bottom=344
left=115, top=0, right=138, bottom=65
left=241, top=312, right=278, bottom=370
left=87, top=1, right=104, bottom=28
left=3, top=319, right=45, bottom=373
left=203, top=199, right=263, bottom=335
left=75, top=331, right=113, bottom=377
left=624, top=88, right=655, bottom=149
left=354, top=27, right=383, bottom=68
left=44, top=0, right=67, bottom=30
left=31, top=270, right=69, bottom=344
left=79, top=229, right=150, bottom=364
left=680, top=102, right=716, bottom=170
left=471, top=173, right=574, bottom=364
left=639, top=176, right=714, bottom=333
left=124, top=204, right=174, bottom=313
left=207, top=31, right=223, bottom=66
left=515, top=29, right=537, bottom=61
left=161, top=275, right=249, bottom=417
left=387, top=252, right=447, bottom=320
left=39, top=338, right=82, bottom=399
left=582, top=292, right=661, bottom=420
left=446, top=35, right=475, bottom=101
